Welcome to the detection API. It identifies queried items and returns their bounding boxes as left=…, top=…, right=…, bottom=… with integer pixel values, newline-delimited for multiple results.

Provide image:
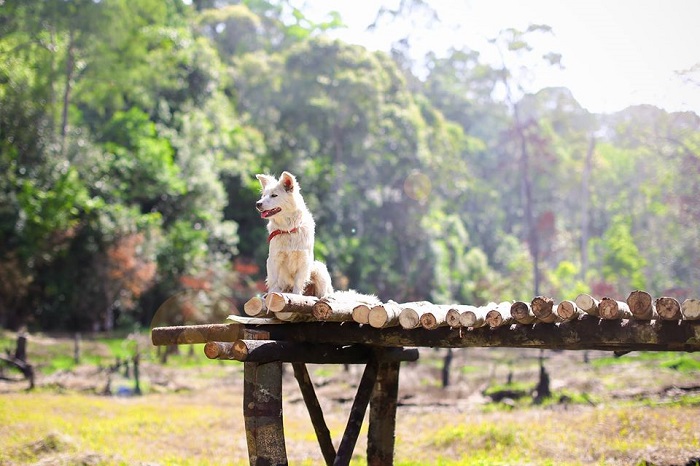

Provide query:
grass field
left=1, top=330, right=699, bottom=465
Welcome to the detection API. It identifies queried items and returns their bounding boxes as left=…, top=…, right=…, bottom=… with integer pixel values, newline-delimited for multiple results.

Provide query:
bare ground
left=1, top=334, right=700, bottom=465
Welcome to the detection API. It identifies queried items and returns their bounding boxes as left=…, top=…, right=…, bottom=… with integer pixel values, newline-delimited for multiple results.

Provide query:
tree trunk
left=61, top=28, right=76, bottom=151
left=580, top=137, right=595, bottom=278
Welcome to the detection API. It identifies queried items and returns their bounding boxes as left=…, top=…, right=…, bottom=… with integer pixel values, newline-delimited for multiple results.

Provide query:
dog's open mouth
left=260, top=207, right=282, bottom=218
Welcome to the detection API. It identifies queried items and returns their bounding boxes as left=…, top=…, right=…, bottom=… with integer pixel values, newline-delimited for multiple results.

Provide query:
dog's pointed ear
left=280, top=171, right=297, bottom=192
left=256, top=174, right=276, bottom=189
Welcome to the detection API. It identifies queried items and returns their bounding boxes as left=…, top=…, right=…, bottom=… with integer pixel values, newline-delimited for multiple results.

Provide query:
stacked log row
left=239, top=290, right=700, bottom=329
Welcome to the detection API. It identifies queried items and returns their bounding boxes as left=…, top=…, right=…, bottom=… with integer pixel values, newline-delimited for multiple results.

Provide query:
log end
left=420, top=313, right=438, bottom=330
left=312, top=301, right=333, bottom=320
left=265, top=292, right=287, bottom=313
left=244, top=296, right=266, bottom=317
left=656, top=297, right=682, bottom=320
left=352, top=304, right=371, bottom=324
left=446, top=309, right=462, bottom=328
left=399, top=309, right=420, bottom=329
left=368, top=306, right=389, bottom=328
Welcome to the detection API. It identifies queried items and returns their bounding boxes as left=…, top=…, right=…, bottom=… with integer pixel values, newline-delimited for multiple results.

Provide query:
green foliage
left=1, top=0, right=699, bottom=330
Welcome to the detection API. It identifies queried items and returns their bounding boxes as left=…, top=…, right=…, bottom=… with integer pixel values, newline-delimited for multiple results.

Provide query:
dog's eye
left=271, top=194, right=278, bottom=198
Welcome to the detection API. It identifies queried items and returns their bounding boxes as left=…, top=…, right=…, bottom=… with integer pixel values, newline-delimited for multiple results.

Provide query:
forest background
left=1, top=0, right=698, bottom=332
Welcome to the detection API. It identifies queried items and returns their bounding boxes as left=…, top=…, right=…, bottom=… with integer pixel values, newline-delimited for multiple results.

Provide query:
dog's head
left=255, top=171, right=302, bottom=220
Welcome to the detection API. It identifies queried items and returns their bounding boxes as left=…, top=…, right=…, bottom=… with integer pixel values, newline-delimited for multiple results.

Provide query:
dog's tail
left=304, top=260, right=334, bottom=298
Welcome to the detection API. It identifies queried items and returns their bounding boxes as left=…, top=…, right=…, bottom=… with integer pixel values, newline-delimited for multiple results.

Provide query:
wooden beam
left=243, top=361, right=287, bottom=466
left=367, top=359, right=400, bottom=466
left=292, top=363, right=336, bottom=466
left=226, top=317, right=700, bottom=352
left=334, top=359, right=378, bottom=466
left=151, top=323, right=242, bottom=346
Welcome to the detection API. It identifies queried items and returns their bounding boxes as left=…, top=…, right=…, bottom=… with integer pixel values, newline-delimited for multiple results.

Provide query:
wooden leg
left=244, top=361, right=288, bottom=466
left=367, top=361, right=400, bottom=466
left=333, top=359, right=379, bottom=466
left=292, top=362, right=337, bottom=466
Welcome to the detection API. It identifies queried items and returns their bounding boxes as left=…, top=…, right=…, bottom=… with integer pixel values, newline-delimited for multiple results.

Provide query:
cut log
left=419, top=305, right=453, bottom=330
left=510, top=301, right=537, bottom=325
left=313, top=292, right=380, bottom=322
left=656, top=297, right=682, bottom=320
left=486, top=302, right=514, bottom=328
left=398, top=302, right=436, bottom=329
left=531, top=296, right=562, bottom=323
left=244, top=296, right=268, bottom=317
left=459, top=304, right=492, bottom=328
left=556, top=300, right=582, bottom=321
left=599, top=297, right=632, bottom=320
left=369, top=301, right=403, bottom=329
left=445, top=308, right=464, bottom=328
left=265, top=292, right=318, bottom=314
left=681, top=299, right=700, bottom=320
left=626, top=290, right=656, bottom=320
left=230, top=340, right=369, bottom=363
left=575, top=294, right=600, bottom=317
left=352, top=304, right=372, bottom=325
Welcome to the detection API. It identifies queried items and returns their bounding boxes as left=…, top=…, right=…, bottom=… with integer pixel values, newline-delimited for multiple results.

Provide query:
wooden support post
left=334, top=359, right=379, bottom=466
left=244, top=361, right=287, bottom=466
left=367, top=359, right=400, bottom=466
left=292, top=363, right=336, bottom=466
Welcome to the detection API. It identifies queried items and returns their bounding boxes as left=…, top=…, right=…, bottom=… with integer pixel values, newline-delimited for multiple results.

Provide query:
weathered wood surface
left=155, top=317, right=700, bottom=351
left=334, top=360, right=378, bottom=466
left=215, top=340, right=418, bottom=364
left=352, top=304, right=372, bottom=325
left=367, top=360, right=401, bottom=466
left=292, top=363, right=336, bottom=466
left=244, top=360, right=287, bottom=466
left=419, top=305, right=453, bottom=330
left=151, top=323, right=243, bottom=346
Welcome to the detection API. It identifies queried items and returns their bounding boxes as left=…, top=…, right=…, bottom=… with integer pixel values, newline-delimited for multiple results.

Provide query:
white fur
left=256, top=171, right=333, bottom=297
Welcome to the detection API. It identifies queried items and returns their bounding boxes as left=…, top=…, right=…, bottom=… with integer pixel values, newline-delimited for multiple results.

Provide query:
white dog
left=256, top=171, right=333, bottom=298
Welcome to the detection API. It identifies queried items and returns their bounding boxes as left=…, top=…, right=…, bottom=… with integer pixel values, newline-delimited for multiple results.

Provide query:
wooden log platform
left=150, top=289, right=700, bottom=466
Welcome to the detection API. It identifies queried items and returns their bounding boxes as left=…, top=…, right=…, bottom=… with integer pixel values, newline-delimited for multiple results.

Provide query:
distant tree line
left=1, top=0, right=698, bottom=331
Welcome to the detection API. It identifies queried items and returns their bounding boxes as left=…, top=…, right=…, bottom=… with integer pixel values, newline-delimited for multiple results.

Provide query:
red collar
left=267, top=227, right=299, bottom=243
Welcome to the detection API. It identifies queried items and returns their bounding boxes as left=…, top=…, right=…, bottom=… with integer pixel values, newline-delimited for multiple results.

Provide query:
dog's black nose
left=256, top=201, right=262, bottom=210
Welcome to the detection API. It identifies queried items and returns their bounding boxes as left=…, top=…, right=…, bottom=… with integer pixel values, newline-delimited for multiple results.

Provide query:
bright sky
left=303, top=0, right=700, bottom=115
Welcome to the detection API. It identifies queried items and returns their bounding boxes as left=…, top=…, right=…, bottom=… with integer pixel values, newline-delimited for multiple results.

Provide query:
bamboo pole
left=575, top=294, right=600, bottom=317
left=656, top=297, right=682, bottom=320
left=626, top=290, right=656, bottom=320
left=681, top=299, right=700, bottom=320
left=599, top=297, right=633, bottom=320
left=510, top=301, right=537, bottom=325
left=369, top=301, right=403, bottom=329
